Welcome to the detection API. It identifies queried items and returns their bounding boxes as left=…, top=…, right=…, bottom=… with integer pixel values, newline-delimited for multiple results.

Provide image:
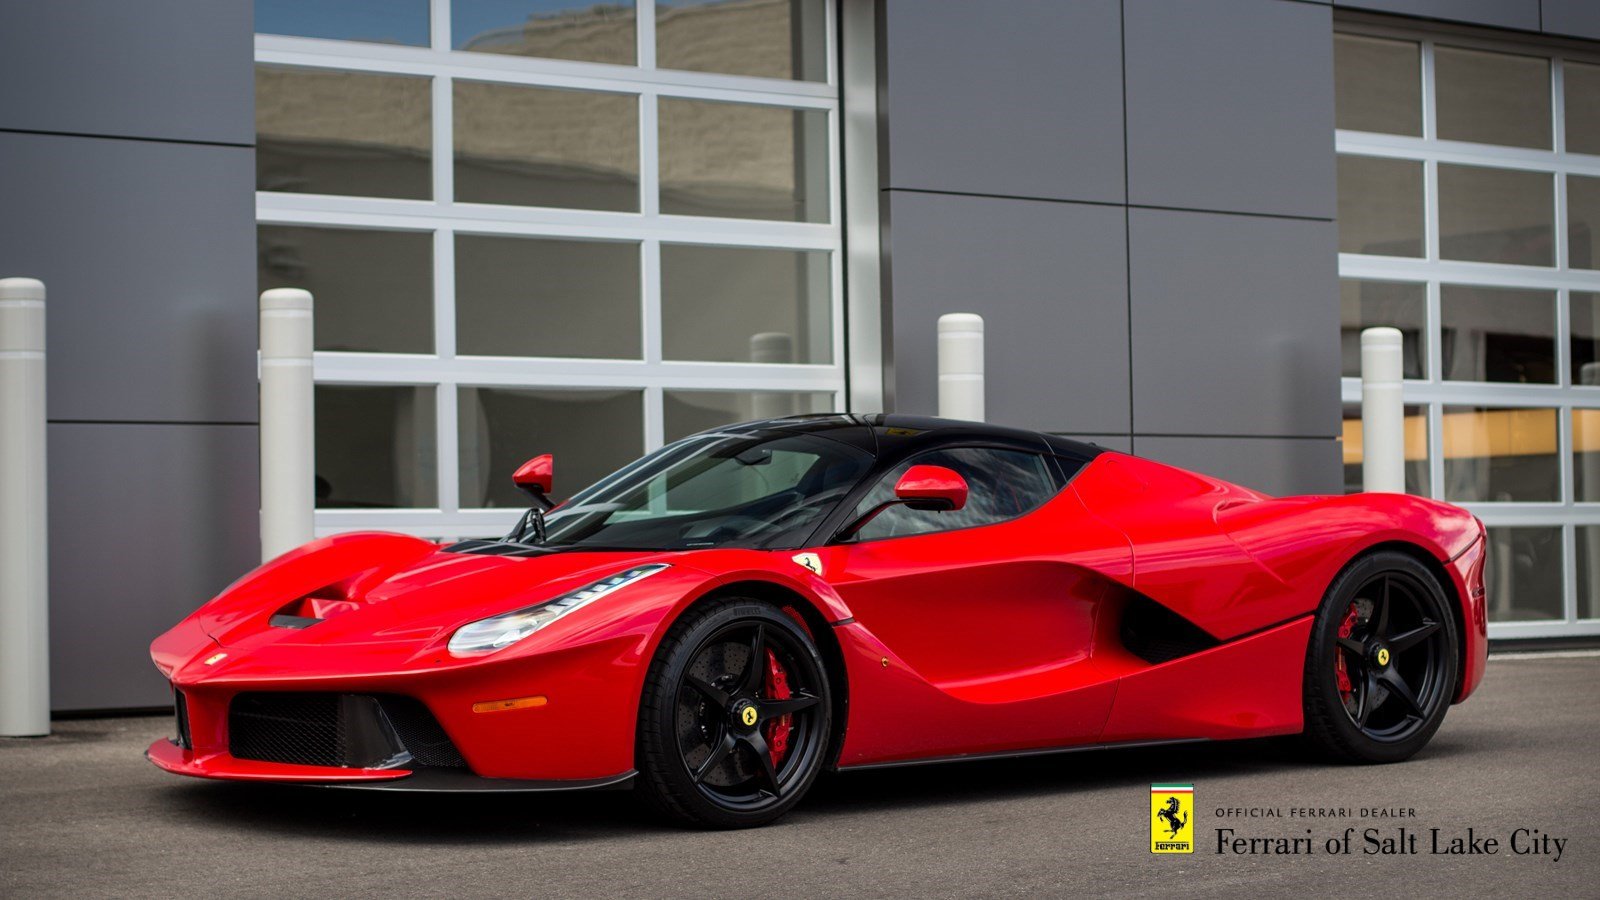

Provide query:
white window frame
left=255, top=0, right=856, bottom=541
left=1336, top=19, right=1600, bottom=639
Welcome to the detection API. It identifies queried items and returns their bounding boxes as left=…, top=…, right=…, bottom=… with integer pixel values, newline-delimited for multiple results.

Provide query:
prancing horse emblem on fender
left=791, top=552, right=823, bottom=576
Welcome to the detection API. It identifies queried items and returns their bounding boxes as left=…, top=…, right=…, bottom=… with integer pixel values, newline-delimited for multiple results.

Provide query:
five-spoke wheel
left=1303, top=551, right=1458, bottom=763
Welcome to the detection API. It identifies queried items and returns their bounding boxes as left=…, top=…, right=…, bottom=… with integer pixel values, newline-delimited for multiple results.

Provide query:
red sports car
left=149, top=414, right=1488, bottom=828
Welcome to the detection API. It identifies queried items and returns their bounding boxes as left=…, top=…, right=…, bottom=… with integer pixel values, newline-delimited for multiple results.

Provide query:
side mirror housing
left=513, top=454, right=554, bottom=508
left=893, top=464, right=968, bottom=512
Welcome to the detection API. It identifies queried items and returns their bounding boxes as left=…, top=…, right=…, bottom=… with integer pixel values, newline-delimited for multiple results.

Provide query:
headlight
left=447, top=564, right=670, bottom=656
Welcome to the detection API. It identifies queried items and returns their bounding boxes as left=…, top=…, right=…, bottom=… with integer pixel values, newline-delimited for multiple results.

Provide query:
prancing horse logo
left=1157, top=796, right=1188, bottom=839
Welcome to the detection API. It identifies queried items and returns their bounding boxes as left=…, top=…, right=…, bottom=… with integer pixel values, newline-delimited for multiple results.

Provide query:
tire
left=1301, top=550, right=1459, bottom=764
left=635, top=597, right=832, bottom=828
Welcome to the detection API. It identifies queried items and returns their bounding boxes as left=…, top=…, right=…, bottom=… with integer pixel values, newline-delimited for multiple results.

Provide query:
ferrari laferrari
left=149, top=414, right=1488, bottom=828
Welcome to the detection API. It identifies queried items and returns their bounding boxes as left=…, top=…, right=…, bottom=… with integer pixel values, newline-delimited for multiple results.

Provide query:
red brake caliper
left=763, top=649, right=793, bottom=768
left=1335, top=603, right=1361, bottom=702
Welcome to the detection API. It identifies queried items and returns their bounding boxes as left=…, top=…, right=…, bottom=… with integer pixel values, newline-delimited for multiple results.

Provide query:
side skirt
left=831, top=737, right=1207, bottom=773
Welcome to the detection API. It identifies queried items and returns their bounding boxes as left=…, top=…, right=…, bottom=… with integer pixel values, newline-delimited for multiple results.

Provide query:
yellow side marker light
left=472, top=695, right=548, bottom=714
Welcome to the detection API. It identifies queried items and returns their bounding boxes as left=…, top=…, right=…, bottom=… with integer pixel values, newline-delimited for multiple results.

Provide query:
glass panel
left=456, top=235, right=640, bottom=359
left=1579, top=526, right=1600, bottom=619
left=660, top=245, right=830, bottom=363
left=256, top=66, right=431, bottom=199
left=258, top=226, right=433, bottom=354
left=1339, top=280, right=1426, bottom=378
left=453, top=1, right=636, bottom=65
left=657, top=0, right=827, bottom=81
left=256, top=0, right=430, bottom=45
left=1484, top=526, right=1563, bottom=622
left=663, top=390, right=834, bottom=441
left=1440, top=285, right=1555, bottom=384
left=1438, top=164, right=1553, bottom=266
left=1574, top=293, right=1600, bottom=386
left=1576, top=409, right=1600, bottom=502
left=1563, top=60, right=1600, bottom=156
left=454, top=81, right=638, bottom=211
left=850, top=448, right=1058, bottom=542
left=660, top=99, right=829, bottom=222
left=1569, top=174, right=1600, bottom=270
left=1341, top=403, right=1430, bottom=496
left=1336, top=156, right=1423, bottom=257
left=1442, top=406, right=1559, bottom=502
left=458, top=387, right=643, bottom=508
left=315, top=385, right=437, bottom=508
left=1333, top=34, right=1421, bottom=136
left=1435, top=46, right=1551, bottom=149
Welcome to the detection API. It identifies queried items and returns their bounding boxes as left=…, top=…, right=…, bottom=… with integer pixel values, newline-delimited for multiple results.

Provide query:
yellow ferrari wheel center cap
left=741, top=705, right=759, bottom=727
left=1376, top=647, right=1391, bottom=667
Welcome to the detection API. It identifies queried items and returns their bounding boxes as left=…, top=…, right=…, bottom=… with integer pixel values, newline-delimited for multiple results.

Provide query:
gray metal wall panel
left=878, top=0, right=1125, bottom=204
left=884, top=191, right=1131, bottom=434
left=47, top=423, right=259, bottom=711
left=1332, top=0, right=1540, bottom=30
left=1124, top=0, right=1336, bottom=219
left=1128, top=208, right=1340, bottom=438
left=0, top=131, right=257, bottom=424
left=0, top=0, right=253, bottom=145
left=1134, top=435, right=1343, bottom=496
left=1541, top=0, right=1600, bottom=40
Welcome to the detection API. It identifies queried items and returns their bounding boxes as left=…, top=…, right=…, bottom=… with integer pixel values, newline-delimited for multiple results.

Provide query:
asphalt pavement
left=2, top=653, right=1597, bottom=898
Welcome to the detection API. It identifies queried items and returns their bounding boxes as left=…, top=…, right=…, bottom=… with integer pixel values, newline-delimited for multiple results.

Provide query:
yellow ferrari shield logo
left=741, top=706, right=759, bottom=727
left=1151, top=784, right=1194, bottom=853
left=1377, top=647, right=1391, bottom=667
left=791, top=552, right=823, bottom=576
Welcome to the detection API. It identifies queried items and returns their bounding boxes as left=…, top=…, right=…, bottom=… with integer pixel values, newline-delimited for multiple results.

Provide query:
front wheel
left=635, top=598, right=832, bottom=828
left=1301, top=550, right=1458, bottom=764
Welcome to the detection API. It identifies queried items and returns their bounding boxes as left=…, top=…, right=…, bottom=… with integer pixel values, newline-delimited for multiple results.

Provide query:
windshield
left=511, top=432, right=874, bottom=551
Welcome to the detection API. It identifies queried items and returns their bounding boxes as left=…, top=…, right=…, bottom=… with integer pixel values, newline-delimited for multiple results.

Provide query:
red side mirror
left=894, top=464, right=967, bottom=512
left=513, top=454, right=553, bottom=497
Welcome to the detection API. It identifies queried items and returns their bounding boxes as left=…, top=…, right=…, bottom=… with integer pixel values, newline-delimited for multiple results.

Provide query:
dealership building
left=2, top=0, right=1597, bottom=712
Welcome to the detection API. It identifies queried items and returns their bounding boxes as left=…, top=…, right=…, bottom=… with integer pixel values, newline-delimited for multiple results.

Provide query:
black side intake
left=1120, top=593, right=1221, bottom=665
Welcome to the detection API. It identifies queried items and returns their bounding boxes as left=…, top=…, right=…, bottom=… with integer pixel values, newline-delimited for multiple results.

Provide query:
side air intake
left=1120, top=593, right=1221, bottom=665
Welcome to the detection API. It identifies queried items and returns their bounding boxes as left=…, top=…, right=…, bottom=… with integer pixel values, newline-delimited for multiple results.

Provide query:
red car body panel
left=148, top=427, right=1488, bottom=788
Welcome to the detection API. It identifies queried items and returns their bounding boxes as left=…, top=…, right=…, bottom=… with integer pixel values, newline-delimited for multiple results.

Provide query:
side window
left=849, top=447, right=1057, bottom=542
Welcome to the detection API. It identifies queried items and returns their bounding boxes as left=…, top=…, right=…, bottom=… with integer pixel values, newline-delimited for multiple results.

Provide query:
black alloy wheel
left=636, top=598, right=832, bottom=828
left=1302, top=550, right=1459, bottom=763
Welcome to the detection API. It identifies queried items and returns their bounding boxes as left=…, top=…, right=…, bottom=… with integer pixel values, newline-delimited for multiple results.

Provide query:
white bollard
left=937, top=313, right=984, bottom=422
left=0, top=278, right=50, bottom=736
left=259, top=289, right=315, bottom=561
left=1361, top=327, right=1405, bottom=494
left=748, top=332, right=797, bottom=420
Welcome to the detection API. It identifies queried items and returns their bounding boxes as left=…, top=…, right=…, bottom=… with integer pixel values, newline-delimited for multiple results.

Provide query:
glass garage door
left=253, top=1, right=844, bottom=539
left=1334, top=22, right=1600, bottom=637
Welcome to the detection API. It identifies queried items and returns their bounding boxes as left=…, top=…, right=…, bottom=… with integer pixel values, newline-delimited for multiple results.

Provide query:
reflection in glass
left=454, top=81, right=638, bottom=211
left=1484, top=527, right=1563, bottom=622
left=256, top=66, right=431, bottom=199
left=1568, top=174, right=1600, bottom=270
left=1339, top=280, right=1426, bottom=378
left=1579, top=527, right=1600, bottom=619
left=1567, top=61, right=1600, bottom=156
left=1442, top=406, right=1559, bottom=502
left=661, top=245, right=829, bottom=363
left=1438, top=164, right=1553, bottom=266
left=850, top=448, right=1057, bottom=542
left=458, top=387, right=643, bottom=508
left=1341, top=403, right=1430, bottom=497
left=1576, top=409, right=1600, bottom=502
left=657, top=0, right=827, bottom=81
left=664, top=390, right=834, bottom=441
left=1336, top=156, right=1423, bottom=256
left=660, top=99, right=828, bottom=222
left=453, top=1, right=636, bottom=65
left=1435, top=46, right=1550, bottom=149
left=1440, top=285, right=1555, bottom=384
left=258, top=226, right=433, bottom=354
left=1574, top=293, right=1600, bottom=387
left=315, top=385, right=437, bottom=508
left=256, top=0, right=430, bottom=46
left=1333, top=34, right=1421, bottom=136
left=456, top=235, right=640, bottom=359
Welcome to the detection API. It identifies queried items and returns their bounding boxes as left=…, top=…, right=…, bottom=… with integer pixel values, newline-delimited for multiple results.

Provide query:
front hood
left=191, top=532, right=681, bottom=654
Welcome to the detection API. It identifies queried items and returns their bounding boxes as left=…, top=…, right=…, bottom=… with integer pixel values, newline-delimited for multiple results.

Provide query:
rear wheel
left=1302, top=550, right=1458, bottom=763
left=635, top=598, right=831, bottom=828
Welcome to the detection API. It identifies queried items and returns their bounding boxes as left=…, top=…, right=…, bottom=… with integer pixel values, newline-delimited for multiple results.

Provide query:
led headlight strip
left=447, top=564, right=670, bottom=656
